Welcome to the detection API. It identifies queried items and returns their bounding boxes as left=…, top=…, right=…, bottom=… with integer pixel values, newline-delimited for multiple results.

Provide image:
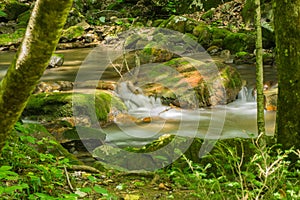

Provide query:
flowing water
left=0, top=49, right=277, bottom=147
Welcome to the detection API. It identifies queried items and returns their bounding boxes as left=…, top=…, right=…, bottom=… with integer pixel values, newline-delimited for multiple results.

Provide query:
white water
left=105, top=83, right=276, bottom=147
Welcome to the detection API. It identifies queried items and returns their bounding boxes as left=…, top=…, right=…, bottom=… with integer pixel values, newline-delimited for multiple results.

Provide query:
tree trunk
left=254, top=0, right=265, bottom=136
left=0, top=0, right=73, bottom=150
left=274, top=1, right=300, bottom=152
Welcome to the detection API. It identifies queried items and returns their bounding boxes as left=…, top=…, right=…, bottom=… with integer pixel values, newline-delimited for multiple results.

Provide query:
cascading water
left=238, top=86, right=256, bottom=102
left=106, top=82, right=276, bottom=147
left=115, top=81, right=165, bottom=118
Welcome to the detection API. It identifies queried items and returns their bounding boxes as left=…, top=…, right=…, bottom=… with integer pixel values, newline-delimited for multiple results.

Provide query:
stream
left=0, top=48, right=277, bottom=147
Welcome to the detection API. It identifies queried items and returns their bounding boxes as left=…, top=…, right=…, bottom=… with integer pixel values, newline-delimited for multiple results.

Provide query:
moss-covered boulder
left=137, top=57, right=242, bottom=108
left=193, top=24, right=211, bottom=48
left=23, top=91, right=126, bottom=125
left=160, top=15, right=198, bottom=34
left=223, top=32, right=256, bottom=53
left=3, top=1, right=30, bottom=21
left=60, top=25, right=85, bottom=42
left=234, top=51, right=255, bottom=64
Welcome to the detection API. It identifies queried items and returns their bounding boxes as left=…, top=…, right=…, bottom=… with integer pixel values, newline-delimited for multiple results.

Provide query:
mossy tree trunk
left=274, top=0, right=300, bottom=153
left=0, top=0, right=73, bottom=150
left=254, top=0, right=265, bottom=136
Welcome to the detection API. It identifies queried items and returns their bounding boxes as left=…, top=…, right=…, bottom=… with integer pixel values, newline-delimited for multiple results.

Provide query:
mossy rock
left=234, top=51, right=255, bottom=64
left=218, top=62, right=242, bottom=103
left=3, top=1, right=30, bottom=21
left=0, top=28, right=25, bottom=45
left=152, top=19, right=165, bottom=27
left=23, top=91, right=126, bottom=124
left=210, top=27, right=231, bottom=40
left=61, top=25, right=85, bottom=42
left=65, top=7, right=85, bottom=28
left=223, top=32, right=255, bottom=53
left=193, top=25, right=211, bottom=48
left=165, top=16, right=188, bottom=33
left=261, top=21, right=275, bottom=49
left=201, top=9, right=215, bottom=20
left=139, top=57, right=242, bottom=108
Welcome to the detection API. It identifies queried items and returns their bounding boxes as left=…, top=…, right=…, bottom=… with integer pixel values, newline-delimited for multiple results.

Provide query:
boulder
left=223, top=32, right=256, bottom=53
left=137, top=57, right=242, bottom=108
left=23, top=90, right=127, bottom=125
left=60, top=25, right=85, bottom=42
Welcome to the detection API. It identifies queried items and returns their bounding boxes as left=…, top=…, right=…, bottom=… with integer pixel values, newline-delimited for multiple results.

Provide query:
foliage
left=0, top=122, right=116, bottom=199
left=0, top=28, right=25, bottom=45
left=164, top=136, right=300, bottom=199
left=0, top=10, right=7, bottom=17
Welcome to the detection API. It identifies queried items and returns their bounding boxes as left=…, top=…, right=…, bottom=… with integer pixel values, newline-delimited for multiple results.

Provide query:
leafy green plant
left=165, top=135, right=300, bottom=199
left=0, top=10, right=7, bottom=17
left=0, top=122, right=116, bottom=199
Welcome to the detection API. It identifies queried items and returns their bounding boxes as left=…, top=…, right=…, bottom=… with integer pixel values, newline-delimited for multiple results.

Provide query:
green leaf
left=0, top=186, right=4, bottom=195
left=80, top=187, right=93, bottom=193
left=4, top=184, right=27, bottom=194
left=0, top=10, right=7, bottom=17
left=93, top=185, right=108, bottom=194
left=0, top=166, right=12, bottom=171
left=87, top=175, right=97, bottom=182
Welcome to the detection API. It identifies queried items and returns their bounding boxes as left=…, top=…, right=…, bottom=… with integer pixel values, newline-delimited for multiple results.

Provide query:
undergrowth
left=0, top=122, right=116, bottom=200
left=0, top=122, right=299, bottom=200
left=163, top=135, right=300, bottom=199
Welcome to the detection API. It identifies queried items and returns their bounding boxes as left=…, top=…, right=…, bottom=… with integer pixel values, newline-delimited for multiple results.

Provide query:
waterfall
left=115, top=81, right=163, bottom=116
left=238, top=86, right=256, bottom=102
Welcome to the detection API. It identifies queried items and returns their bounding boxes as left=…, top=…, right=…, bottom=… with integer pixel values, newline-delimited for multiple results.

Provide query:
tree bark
left=0, top=0, right=73, bottom=150
left=254, top=0, right=265, bottom=136
left=274, top=0, right=300, bottom=152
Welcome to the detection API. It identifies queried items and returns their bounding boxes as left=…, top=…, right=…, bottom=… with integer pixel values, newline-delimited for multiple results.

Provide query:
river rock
left=135, top=57, right=242, bottom=108
left=34, top=81, right=73, bottom=93
left=23, top=90, right=127, bottom=127
left=48, top=54, right=64, bottom=68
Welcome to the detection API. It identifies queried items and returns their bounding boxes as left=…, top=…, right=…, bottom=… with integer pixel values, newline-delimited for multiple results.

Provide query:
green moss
left=219, top=63, right=242, bottom=90
left=152, top=19, right=165, bottom=27
left=201, top=9, right=214, bottom=20
left=223, top=32, right=255, bottom=53
left=235, top=51, right=249, bottom=57
left=192, top=25, right=211, bottom=48
left=61, top=25, right=84, bottom=41
left=210, top=27, right=231, bottom=39
left=24, top=93, right=73, bottom=118
left=158, top=15, right=175, bottom=28
left=23, top=91, right=126, bottom=123
left=241, top=0, right=255, bottom=25
left=0, top=28, right=25, bottom=45
left=192, top=24, right=207, bottom=37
